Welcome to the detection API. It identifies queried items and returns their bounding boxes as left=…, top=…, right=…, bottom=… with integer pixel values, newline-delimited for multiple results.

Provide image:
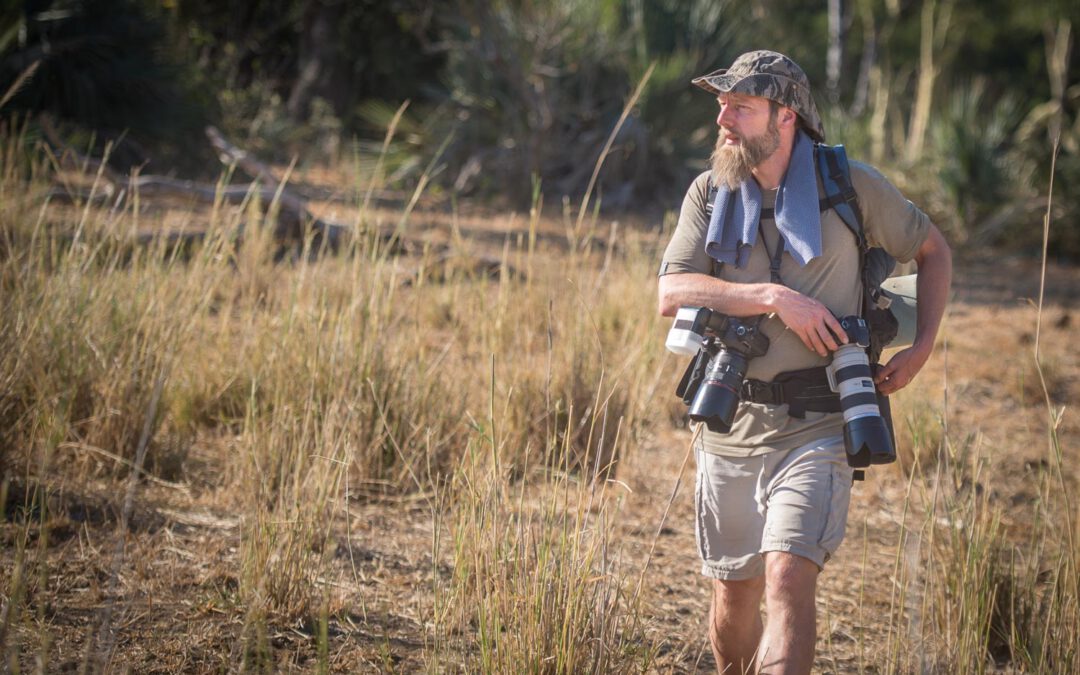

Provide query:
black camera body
left=667, top=307, right=769, bottom=433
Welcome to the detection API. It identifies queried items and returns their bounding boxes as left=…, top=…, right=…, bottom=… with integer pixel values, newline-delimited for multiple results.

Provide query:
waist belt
left=740, top=366, right=841, bottom=418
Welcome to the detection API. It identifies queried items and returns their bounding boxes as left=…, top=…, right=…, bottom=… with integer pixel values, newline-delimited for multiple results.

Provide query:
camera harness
left=702, top=144, right=900, bottom=419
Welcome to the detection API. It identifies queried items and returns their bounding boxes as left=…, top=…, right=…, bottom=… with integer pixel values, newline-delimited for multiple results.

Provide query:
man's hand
left=874, top=343, right=931, bottom=395
left=771, top=286, right=848, bottom=357
left=875, top=224, right=951, bottom=396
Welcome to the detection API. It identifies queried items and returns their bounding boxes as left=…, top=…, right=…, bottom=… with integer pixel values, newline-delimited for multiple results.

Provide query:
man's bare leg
left=709, top=576, right=765, bottom=674
left=756, top=552, right=819, bottom=674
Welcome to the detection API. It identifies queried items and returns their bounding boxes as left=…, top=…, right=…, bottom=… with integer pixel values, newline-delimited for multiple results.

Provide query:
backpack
left=704, top=143, right=900, bottom=362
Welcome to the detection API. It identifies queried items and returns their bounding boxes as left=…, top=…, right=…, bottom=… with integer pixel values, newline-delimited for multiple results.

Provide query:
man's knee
left=763, top=552, right=818, bottom=606
left=712, top=575, right=766, bottom=613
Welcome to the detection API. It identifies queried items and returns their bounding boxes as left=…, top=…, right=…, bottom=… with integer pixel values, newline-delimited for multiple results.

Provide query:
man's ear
left=780, top=107, right=797, bottom=128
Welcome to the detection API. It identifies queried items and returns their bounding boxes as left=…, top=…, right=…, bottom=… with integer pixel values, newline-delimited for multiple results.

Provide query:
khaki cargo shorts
left=694, top=435, right=853, bottom=580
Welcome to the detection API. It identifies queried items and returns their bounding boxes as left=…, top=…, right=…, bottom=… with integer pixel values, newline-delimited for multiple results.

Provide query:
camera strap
left=757, top=218, right=786, bottom=285
left=675, top=348, right=712, bottom=405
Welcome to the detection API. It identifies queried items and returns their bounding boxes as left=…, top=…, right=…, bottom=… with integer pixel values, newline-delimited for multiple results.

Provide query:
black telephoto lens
left=688, top=350, right=749, bottom=433
left=843, top=415, right=895, bottom=466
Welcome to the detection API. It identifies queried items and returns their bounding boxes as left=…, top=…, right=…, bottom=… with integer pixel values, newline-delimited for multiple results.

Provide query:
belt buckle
left=743, top=379, right=774, bottom=404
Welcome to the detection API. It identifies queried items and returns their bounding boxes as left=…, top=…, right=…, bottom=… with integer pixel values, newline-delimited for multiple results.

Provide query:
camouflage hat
left=692, top=50, right=826, bottom=143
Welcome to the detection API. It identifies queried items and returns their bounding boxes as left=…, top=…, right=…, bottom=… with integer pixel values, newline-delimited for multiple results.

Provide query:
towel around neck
left=704, top=129, right=822, bottom=269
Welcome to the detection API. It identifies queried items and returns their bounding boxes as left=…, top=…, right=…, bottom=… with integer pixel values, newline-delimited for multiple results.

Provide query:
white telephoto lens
left=829, top=345, right=881, bottom=421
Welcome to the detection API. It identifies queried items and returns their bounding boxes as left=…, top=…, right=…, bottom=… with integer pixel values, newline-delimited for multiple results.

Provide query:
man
left=657, top=51, right=951, bottom=674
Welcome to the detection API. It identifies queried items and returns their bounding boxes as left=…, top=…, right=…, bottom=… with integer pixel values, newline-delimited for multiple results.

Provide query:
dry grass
left=1, top=128, right=1078, bottom=673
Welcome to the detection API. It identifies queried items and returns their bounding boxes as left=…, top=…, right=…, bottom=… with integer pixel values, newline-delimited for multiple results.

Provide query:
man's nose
left=716, top=106, right=733, bottom=128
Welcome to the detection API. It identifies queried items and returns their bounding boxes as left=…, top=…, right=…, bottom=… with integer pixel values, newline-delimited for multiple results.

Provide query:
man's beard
left=710, top=117, right=781, bottom=190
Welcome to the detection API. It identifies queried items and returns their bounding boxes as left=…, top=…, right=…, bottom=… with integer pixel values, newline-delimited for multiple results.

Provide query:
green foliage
left=3, top=0, right=1080, bottom=253
left=1011, top=83, right=1080, bottom=257
left=429, top=0, right=629, bottom=204
left=808, top=0, right=1080, bottom=256
left=926, top=80, right=1029, bottom=240
left=409, top=0, right=744, bottom=207
left=170, top=0, right=444, bottom=155
left=0, top=0, right=206, bottom=162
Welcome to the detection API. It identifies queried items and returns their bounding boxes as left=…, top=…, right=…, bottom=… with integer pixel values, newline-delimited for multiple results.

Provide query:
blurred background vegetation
left=2, top=0, right=1079, bottom=257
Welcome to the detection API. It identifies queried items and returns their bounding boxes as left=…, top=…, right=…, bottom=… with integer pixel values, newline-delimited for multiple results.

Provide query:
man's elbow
left=915, top=224, right=952, bottom=270
left=930, top=227, right=952, bottom=262
left=658, top=296, right=678, bottom=318
left=657, top=279, right=680, bottom=317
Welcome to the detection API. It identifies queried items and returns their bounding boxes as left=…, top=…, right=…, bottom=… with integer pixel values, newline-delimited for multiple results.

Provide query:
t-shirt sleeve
left=659, top=171, right=714, bottom=276
left=849, top=161, right=932, bottom=263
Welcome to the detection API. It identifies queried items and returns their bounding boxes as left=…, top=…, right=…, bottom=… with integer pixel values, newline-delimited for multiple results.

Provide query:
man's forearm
left=657, top=273, right=781, bottom=318
left=658, top=272, right=849, bottom=356
left=911, top=226, right=952, bottom=356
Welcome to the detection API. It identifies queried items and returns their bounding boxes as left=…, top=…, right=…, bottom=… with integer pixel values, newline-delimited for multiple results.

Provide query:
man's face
left=710, top=93, right=781, bottom=189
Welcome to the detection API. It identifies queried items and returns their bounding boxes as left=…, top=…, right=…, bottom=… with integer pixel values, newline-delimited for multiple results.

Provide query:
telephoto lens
left=827, top=316, right=896, bottom=467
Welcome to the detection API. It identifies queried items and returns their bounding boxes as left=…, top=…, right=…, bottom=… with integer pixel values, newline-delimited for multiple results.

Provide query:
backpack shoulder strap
left=815, top=144, right=898, bottom=355
left=704, top=175, right=719, bottom=218
left=704, top=176, right=723, bottom=276
left=815, top=144, right=866, bottom=250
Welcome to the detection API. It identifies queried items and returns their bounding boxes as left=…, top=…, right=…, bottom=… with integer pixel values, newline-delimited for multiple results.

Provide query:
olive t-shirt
left=660, top=160, right=931, bottom=457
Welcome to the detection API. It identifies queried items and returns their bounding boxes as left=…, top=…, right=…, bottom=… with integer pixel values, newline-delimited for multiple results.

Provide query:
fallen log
left=204, top=126, right=358, bottom=249
left=39, top=117, right=351, bottom=250
left=44, top=180, right=283, bottom=205
left=36, top=118, right=612, bottom=264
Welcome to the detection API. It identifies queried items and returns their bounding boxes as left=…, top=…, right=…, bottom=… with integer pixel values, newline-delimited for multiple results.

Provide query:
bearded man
left=657, top=51, right=952, bottom=674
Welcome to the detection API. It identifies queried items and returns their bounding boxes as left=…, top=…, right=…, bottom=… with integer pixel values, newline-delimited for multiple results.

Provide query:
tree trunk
left=826, top=0, right=846, bottom=104
left=865, top=0, right=902, bottom=162
left=905, top=0, right=955, bottom=163
left=287, top=0, right=344, bottom=123
left=850, top=0, right=877, bottom=116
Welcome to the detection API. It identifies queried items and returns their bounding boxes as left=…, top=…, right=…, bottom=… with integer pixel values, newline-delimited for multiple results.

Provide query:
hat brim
left=691, top=70, right=826, bottom=143
left=692, top=70, right=809, bottom=97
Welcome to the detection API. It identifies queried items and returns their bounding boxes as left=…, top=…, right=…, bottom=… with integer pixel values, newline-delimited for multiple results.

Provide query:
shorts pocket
left=819, top=464, right=854, bottom=561
left=694, top=450, right=708, bottom=562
